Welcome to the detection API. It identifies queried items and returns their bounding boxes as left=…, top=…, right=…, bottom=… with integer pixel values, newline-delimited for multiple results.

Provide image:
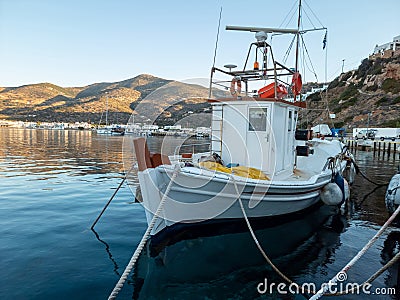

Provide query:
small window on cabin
left=288, top=111, right=293, bottom=132
left=294, top=111, right=298, bottom=131
left=248, top=108, right=267, bottom=131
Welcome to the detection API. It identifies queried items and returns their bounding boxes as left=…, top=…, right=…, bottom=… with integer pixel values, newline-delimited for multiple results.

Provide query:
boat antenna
left=212, top=7, right=223, bottom=69
left=294, top=0, right=302, bottom=73
left=209, top=6, right=223, bottom=98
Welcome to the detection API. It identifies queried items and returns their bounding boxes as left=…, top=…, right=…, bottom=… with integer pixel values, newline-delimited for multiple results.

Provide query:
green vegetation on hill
left=302, top=53, right=400, bottom=128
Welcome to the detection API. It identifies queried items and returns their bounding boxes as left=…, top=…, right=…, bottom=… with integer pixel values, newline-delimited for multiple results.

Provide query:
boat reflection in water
left=132, top=204, right=346, bottom=299
left=381, top=231, right=400, bottom=295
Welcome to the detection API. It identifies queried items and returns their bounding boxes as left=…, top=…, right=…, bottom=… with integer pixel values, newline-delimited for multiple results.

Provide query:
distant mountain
left=8, top=56, right=399, bottom=131
left=0, top=74, right=214, bottom=127
left=301, top=54, right=400, bottom=129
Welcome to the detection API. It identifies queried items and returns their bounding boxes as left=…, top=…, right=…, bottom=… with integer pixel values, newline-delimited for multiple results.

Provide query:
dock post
left=378, top=142, right=381, bottom=157
left=383, top=142, right=386, bottom=158
left=388, top=142, right=391, bottom=156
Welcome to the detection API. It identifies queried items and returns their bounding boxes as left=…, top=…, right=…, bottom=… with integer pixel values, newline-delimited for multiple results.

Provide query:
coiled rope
left=108, top=165, right=181, bottom=300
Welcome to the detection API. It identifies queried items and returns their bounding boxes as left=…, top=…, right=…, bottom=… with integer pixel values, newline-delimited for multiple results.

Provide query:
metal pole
left=91, top=165, right=134, bottom=229
left=341, top=59, right=345, bottom=73
left=294, top=0, right=302, bottom=73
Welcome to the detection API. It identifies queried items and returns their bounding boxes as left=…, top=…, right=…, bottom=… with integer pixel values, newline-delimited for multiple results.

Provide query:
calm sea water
left=0, top=127, right=399, bottom=300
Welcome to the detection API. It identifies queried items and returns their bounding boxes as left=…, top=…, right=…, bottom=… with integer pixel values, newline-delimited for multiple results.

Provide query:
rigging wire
left=303, top=0, right=325, bottom=28
left=302, top=8, right=316, bottom=29
left=300, top=35, right=318, bottom=81
left=321, top=29, right=336, bottom=130
left=278, top=1, right=298, bottom=28
left=282, top=35, right=296, bottom=65
left=212, top=7, right=223, bottom=69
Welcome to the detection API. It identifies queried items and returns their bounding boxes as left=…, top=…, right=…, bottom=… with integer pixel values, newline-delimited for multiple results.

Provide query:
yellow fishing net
left=199, top=161, right=270, bottom=180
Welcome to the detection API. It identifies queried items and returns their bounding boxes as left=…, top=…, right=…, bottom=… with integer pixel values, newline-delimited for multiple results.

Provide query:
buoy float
left=320, top=182, right=343, bottom=206
left=348, top=163, right=356, bottom=185
left=334, top=173, right=346, bottom=204
left=385, top=173, right=400, bottom=215
left=343, top=178, right=350, bottom=202
left=230, top=77, right=242, bottom=97
left=291, top=71, right=302, bottom=97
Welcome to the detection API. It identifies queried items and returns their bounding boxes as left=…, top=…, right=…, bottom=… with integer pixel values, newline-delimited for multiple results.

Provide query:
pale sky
left=0, top=0, right=399, bottom=87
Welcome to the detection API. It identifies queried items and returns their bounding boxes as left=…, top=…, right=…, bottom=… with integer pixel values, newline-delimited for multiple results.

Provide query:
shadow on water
left=91, top=146, right=400, bottom=300
left=381, top=231, right=400, bottom=297
left=126, top=205, right=345, bottom=299
left=91, top=228, right=121, bottom=277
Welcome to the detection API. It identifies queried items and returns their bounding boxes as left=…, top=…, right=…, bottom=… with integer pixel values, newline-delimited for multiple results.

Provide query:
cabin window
left=288, top=111, right=293, bottom=132
left=248, top=108, right=267, bottom=131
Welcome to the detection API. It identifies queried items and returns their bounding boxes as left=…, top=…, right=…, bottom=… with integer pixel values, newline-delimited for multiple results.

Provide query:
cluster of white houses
left=370, top=35, right=400, bottom=59
left=0, top=119, right=211, bottom=137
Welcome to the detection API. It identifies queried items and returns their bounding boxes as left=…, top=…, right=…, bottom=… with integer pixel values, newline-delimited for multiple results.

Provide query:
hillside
left=3, top=55, right=400, bottom=130
left=301, top=54, right=400, bottom=129
left=0, top=74, right=214, bottom=126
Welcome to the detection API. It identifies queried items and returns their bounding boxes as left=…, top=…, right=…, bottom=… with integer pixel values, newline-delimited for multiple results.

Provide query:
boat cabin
left=210, top=98, right=299, bottom=177
left=209, top=26, right=307, bottom=178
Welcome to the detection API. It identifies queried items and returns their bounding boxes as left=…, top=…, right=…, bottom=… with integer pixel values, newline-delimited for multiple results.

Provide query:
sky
left=0, top=0, right=399, bottom=87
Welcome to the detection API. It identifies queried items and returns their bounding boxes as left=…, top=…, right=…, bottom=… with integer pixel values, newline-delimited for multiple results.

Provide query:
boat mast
left=105, top=94, right=108, bottom=126
left=294, top=0, right=302, bottom=73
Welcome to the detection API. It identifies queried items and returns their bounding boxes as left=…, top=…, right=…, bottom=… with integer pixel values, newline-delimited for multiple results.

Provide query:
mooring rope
left=350, top=157, right=387, bottom=187
left=332, top=250, right=400, bottom=296
left=231, top=174, right=400, bottom=298
left=91, top=165, right=136, bottom=229
left=108, top=164, right=181, bottom=300
left=230, top=175, right=313, bottom=295
left=310, top=204, right=400, bottom=300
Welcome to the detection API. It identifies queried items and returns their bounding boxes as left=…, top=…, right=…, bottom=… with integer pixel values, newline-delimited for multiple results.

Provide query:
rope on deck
left=108, top=164, right=181, bottom=300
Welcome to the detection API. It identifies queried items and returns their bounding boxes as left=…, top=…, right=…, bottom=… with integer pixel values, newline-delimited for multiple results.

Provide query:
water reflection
left=91, top=228, right=121, bottom=277
left=0, top=128, right=126, bottom=178
left=132, top=205, right=343, bottom=299
left=381, top=231, right=400, bottom=296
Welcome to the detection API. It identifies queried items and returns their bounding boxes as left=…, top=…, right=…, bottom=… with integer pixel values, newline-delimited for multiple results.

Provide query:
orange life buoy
left=291, top=72, right=302, bottom=97
left=230, top=77, right=242, bottom=97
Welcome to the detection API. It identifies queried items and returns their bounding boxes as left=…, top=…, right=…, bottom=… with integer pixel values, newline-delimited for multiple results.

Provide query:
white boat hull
left=139, top=164, right=338, bottom=236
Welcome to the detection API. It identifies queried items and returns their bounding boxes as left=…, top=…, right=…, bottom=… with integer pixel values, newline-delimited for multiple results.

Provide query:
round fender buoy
left=385, top=174, right=400, bottom=215
left=343, top=178, right=350, bottom=202
left=349, top=164, right=356, bottom=185
left=320, top=182, right=343, bottom=206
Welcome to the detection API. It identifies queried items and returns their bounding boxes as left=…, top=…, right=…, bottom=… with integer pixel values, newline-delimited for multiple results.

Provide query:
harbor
left=0, top=128, right=400, bottom=299
left=1, top=0, right=400, bottom=299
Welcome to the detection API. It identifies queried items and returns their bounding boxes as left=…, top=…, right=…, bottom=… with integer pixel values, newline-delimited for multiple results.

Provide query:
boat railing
left=210, top=60, right=296, bottom=100
left=173, top=142, right=211, bottom=156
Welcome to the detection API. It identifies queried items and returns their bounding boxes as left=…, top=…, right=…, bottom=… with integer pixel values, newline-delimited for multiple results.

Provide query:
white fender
left=385, top=174, right=400, bottom=214
left=343, top=178, right=350, bottom=202
left=320, top=182, right=343, bottom=206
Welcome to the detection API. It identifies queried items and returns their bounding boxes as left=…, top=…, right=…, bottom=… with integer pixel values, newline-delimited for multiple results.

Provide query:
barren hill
left=0, top=74, right=214, bottom=126
left=301, top=54, right=400, bottom=129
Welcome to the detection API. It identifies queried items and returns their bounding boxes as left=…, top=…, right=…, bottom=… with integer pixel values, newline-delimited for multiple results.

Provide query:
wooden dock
left=347, top=139, right=400, bottom=159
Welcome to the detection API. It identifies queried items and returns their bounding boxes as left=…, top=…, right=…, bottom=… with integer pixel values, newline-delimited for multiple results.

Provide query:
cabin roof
left=208, top=97, right=306, bottom=108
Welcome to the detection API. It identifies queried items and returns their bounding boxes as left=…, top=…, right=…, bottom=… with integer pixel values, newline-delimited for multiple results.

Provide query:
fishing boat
left=132, top=1, right=354, bottom=237
left=134, top=205, right=344, bottom=299
left=96, top=94, right=125, bottom=136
